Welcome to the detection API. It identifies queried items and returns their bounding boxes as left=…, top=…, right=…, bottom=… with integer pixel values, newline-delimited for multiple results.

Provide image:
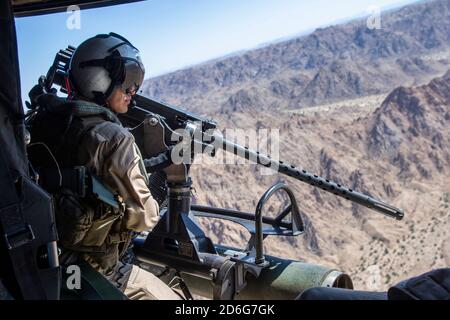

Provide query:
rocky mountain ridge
left=141, top=0, right=450, bottom=114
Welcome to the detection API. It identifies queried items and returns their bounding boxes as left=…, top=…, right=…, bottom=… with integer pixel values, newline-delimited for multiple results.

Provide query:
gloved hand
left=27, top=76, right=57, bottom=110
left=143, top=147, right=174, bottom=173
left=27, top=83, right=45, bottom=109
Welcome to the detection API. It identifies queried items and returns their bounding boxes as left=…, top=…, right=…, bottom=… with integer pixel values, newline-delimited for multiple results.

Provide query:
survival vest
left=26, top=94, right=132, bottom=263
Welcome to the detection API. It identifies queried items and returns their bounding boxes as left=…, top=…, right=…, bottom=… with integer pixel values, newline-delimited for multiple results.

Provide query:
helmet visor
left=120, top=58, right=145, bottom=94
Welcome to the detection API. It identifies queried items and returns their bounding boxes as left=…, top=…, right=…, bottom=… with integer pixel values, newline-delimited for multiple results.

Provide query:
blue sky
left=16, top=0, right=420, bottom=102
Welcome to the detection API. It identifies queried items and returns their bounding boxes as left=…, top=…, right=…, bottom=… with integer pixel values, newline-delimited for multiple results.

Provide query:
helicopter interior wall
left=1, top=0, right=28, bottom=177
left=0, top=0, right=61, bottom=300
left=0, top=0, right=30, bottom=299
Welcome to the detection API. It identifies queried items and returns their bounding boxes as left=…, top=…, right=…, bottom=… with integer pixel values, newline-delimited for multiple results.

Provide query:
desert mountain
left=141, top=0, right=450, bottom=113
left=189, top=71, right=450, bottom=291
left=140, top=0, right=450, bottom=291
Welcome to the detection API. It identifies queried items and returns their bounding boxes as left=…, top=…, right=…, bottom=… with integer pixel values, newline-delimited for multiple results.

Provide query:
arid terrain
left=190, top=73, right=450, bottom=291
left=141, top=0, right=450, bottom=291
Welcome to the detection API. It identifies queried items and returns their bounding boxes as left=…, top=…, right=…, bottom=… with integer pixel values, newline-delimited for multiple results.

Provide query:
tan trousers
left=121, top=265, right=182, bottom=300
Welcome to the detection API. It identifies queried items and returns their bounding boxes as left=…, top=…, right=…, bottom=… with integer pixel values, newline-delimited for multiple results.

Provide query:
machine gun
left=121, top=93, right=404, bottom=300
left=40, top=46, right=404, bottom=300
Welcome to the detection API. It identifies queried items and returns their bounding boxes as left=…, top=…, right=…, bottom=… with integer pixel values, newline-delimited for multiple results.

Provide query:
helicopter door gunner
left=27, top=33, right=180, bottom=300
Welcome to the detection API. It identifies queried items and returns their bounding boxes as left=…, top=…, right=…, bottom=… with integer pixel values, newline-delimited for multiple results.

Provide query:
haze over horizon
left=16, top=0, right=421, bottom=104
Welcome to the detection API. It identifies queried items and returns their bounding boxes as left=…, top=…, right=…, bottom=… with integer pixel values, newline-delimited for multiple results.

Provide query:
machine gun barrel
left=207, top=133, right=404, bottom=220
left=121, top=94, right=403, bottom=220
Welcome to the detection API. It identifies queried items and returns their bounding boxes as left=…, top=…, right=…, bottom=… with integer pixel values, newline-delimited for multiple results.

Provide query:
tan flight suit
left=77, top=119, right=181, bottom=300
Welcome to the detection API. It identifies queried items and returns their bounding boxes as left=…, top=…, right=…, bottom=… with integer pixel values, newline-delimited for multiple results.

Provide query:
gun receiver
left=132, top=94, right=217, bottom=132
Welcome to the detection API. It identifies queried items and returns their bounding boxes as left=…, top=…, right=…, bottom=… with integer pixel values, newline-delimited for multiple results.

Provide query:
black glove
left=28, top=83, right=45, bottom=109
left=143, top=147, right=174, bottom=173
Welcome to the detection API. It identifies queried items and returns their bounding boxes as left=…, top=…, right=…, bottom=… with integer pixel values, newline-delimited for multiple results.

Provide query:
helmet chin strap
left=92, top=90, right=111, bottom=106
